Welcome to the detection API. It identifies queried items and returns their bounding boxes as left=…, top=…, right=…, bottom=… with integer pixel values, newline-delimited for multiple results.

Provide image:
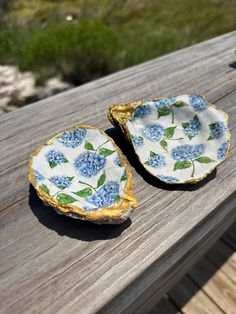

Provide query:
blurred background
left=0, top=0, right=236, bottom=115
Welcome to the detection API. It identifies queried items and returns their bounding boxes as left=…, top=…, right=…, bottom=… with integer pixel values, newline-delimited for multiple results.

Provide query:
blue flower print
left=142, top=124, right=164, bottom=141
left=172, top=144, right=215, bottom=177
left=86, top=181, right=119, bottom=208
left=208, top=122, right=227, bottom=140
left=182, top=114, right=201, bottom=140
left=149, top=154, right=166, bottom=168
left=132, top=135, right=144, bottom=148
left=189, top=95, right=208, bottom=112
left=49, top=176, right=73, bottom=189
left=145, top=151, right=166, bottom=169
left=172, top=144, right=205, bottom=161
left=159, top=175, right=179, bottom=183
left=45, top=150, right=68, bottom=168
left=74, top=151, right=106, bottom=178
left=57, top=128, right=87, bottom=148
left=114, top=156, right=121, bottom=166
left=132, top=103, right=152, bottom=119
left=154, top=97, right=176, bottom=108
left=217, top=142, right=228, bottom=160
left=34, top=170, right=44, bottom=182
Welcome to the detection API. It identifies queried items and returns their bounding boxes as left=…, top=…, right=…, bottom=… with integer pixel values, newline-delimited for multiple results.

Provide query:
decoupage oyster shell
left=29, top=125, right=137, bottom=224
left=108, top=95, right=230, bottom=184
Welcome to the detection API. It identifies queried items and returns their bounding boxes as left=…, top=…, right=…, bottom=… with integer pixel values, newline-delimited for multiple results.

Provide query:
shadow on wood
left=229, top=61, right=236, bottom=69
left=106, top=127, right=217, bottom=191
left=150, top=223, right=236, bottom=313
left=28, top=184, right=132, bottom=241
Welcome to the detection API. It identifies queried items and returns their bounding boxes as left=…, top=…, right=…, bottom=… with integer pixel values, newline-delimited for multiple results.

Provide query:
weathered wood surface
left=0, top=32, right=236, bottom=314
left=151, top=224, right=236, bottom=314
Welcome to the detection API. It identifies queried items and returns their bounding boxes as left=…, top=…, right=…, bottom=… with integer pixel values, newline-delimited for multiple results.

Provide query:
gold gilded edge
left=29, top=125, right=138, bottom=223
left=108, top=95, right=231, bottom=185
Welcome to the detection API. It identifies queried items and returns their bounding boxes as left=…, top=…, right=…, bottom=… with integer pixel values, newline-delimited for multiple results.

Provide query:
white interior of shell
left=126, top=94, right=229, bottom=183
left=31, top=128, right=128, bottom=211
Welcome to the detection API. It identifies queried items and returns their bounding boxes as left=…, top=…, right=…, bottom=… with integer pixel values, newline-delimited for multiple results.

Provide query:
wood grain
left=205, top=239, right=236, bottom=284
left=151, top=226, right=235, bottom=314
left=222, top=223, right=236, bottom=250
left=0, top=31, right=236, bottom=314
left=189, top=257, right=236, bottom=314
left=149, top=295, right=182, bottom=314
left=168, top=275, right=223, bottom=314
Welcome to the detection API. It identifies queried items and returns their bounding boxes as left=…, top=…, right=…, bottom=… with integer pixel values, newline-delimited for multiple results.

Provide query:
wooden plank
left=188, top=257, right=236, bottom=314
left=148, top=295, right=182, bottom=314
left=205, top=239, right=236, bottom=284
left=152, top=230, right=235, bottom=314
left=121, top=195, right=236, bottom=314
left=222, top=223, right=236, bottom=250
left=0, top=34, right=235, bottom=211
left=0, top=32, right=236, bottom=314
left=0, top=32, right=235, bottom=172
left=168, top=275, right=223, bottom=314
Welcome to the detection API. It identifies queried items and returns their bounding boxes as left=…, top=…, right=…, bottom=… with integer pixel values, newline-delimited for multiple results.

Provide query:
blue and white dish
left=108, top=94, right=230, bottom=184
left=29, top=126, right=137, bottom=224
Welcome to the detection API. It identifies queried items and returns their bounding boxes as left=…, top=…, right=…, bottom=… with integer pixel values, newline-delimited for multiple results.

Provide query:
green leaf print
left=164, top=126, right=176, bottom=139
left=172, top=101, right=186, bottom=108
left=174, top=160, right=192, bottom=171
left=97, top=171, right=106, bottom=188
left=73, top=188, right=93, bottom=198
left=160, top=139, right=168, bottom=151
left=84, top=141, right=94, bottom=151
left=157, top=106, right=171, bottom=118
left=195, top=157, right=215, bottom=163
left=120, top=172, right=127, bottom=182
left=114, top=195, right=121, bottom=203
left=39, top=184, right=50, bottom=195
left=56, top=193, right=77, bottom=204
left=98, top=148, right=114, bottom=156
left=150, top=151, right=157, bottom=157
left=49, top=161, right=57, bottom=168
left=182, top=122, right=189, bottom=129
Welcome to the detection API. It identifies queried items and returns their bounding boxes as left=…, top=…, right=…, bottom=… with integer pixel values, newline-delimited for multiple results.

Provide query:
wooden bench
left=1, top=31, right=235, bottom=314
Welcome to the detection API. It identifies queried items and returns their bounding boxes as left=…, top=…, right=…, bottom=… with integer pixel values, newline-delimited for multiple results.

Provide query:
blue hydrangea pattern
left=182, top=115, right=201, bottom=139
left=208, top=122, right=227, bottom=140
left=57, top=128, right=87, bottom=148
left=114, top=156, right=120, bottom=166
left=49, top=176, right=72, bottom=189
left=172, top=144, right=205, bottom=161
left=86, top=181, right=119, bottom=208
left=46, top=150, right=67, bottom=167
left=132, top=103, right=152, bottom=119
left=142, top=124, right=164, bottom=141
left=34, top=170, right=44, bottom=182
left=217, top=142, right=228, bottom=160
left=189, top=95, right=208, bottom=112
left=148, top=153, right=166, bottom=168
left=159, top=175, right=179, bottom=183
left=74, top=151, right=106, bottom=178
left=154, top=97, right=176, bottom=108
left=132, top=135, right=144, bottom=147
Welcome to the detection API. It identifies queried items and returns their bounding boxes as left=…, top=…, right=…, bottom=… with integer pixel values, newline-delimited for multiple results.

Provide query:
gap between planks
left=150, top=223, right=236, bottom=314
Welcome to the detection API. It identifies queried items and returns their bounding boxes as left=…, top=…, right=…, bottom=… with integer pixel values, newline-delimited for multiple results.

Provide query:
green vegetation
left=1, top=0, right=236, bottom=85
